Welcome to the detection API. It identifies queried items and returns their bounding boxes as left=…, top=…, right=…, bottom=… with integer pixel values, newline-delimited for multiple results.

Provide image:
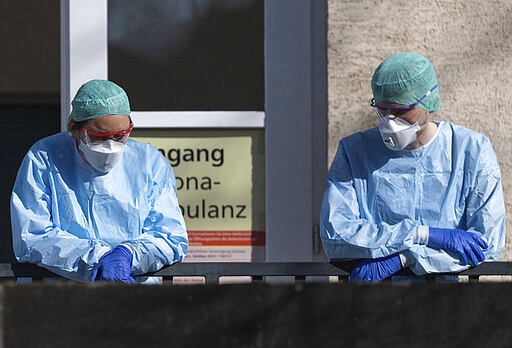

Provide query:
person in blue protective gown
left=10, top=79, right=188, bottom=283
left=320, top=52, right=506, bottom=282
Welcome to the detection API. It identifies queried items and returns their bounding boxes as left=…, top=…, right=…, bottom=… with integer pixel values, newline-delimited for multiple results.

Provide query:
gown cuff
left=413, top=225, right=430, bottom=245
left=98, top=246, right=111, bottom=259
left=399, top=252, right=415, bottom=267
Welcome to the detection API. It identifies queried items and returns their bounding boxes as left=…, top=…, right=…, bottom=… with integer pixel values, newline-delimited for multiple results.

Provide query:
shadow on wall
left=1, top=104, right=60, bottom=263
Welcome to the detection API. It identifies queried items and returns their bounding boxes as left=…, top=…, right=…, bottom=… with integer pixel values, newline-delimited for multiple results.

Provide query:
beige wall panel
left=328, top=0, right=512, bottom=259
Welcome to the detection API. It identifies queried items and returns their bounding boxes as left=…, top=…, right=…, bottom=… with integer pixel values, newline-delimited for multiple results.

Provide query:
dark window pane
left=108, top=0, right=264, bottom=111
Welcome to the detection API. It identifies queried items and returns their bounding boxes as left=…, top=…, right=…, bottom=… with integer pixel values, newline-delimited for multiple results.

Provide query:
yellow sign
left=131, top=129, right=265, bottom=262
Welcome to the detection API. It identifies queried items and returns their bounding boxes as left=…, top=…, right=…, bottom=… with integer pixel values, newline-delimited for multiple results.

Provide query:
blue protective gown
left=11, top=131, right=188, bottom=281
left=320, top=122, right=505, bottom=274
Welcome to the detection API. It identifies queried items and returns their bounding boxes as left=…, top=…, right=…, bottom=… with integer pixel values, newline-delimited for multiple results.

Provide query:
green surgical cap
left=371, top=52, right=440, bottom=113
left=68, top=79, right=130, bottom=123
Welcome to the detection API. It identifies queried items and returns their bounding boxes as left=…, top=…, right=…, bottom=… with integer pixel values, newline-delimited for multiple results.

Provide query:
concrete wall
left=327, top=0, right=512, bottom=260
left=4, top=282, right=512, bottom=347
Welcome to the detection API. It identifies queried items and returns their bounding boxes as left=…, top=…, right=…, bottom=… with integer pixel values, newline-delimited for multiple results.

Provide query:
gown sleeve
left=125, top=154, right=188, bottom=275
left=11, top=148, right=111, bottom=281
left=408, top=137, right=506, bottom=274
left=320, top=141, right=418, bottom=260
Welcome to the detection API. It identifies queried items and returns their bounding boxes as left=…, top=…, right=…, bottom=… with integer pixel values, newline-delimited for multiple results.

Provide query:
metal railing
left=1, top=261, right=512, bottom=284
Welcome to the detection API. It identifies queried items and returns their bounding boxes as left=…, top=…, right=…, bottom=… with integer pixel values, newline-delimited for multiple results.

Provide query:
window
left=108, top=0, right=264, bottom=111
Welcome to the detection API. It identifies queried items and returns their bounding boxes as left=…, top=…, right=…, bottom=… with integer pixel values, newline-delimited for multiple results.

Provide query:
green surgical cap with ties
left=371, top=52, right=440, bottom=113
left=68, top=79, right=131, bottom=123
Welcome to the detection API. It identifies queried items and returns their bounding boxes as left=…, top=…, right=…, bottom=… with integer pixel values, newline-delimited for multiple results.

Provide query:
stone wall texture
left=327, top=0, right=512, bottom=259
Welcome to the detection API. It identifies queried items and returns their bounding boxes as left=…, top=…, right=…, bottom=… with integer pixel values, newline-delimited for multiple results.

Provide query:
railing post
left=204, top=272, right=220, bottom=285
left=295, top=275, right=306, bottom=283
left=252, top=276, right=264, bottom=283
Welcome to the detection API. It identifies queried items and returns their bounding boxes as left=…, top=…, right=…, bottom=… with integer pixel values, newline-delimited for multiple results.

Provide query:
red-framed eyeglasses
left=81, top=123, right=133, bottom=145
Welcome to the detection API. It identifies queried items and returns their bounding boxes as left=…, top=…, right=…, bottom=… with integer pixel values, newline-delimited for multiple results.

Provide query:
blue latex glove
left=428, top=227, right=488, bottom=266
left=349, top=254, right=402, bottom=282
left=90, top=245, right=136, bottom=283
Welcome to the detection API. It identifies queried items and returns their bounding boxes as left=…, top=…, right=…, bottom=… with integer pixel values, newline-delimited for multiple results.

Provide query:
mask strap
left=416, top=110, right=429, bottom=129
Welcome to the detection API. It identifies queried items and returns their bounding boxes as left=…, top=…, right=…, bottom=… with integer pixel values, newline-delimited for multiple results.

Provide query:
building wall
left=3, top=0, right=510, bottom=262
left=327, top=0, right=512, bottom=259
left=4, top=282, right=512, bottom=346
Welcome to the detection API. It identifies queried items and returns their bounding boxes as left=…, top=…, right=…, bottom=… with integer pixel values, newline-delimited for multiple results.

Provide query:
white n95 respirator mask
left=79, top=140, right=125, bottom=172
left=377, top=115, right=423, bottom=151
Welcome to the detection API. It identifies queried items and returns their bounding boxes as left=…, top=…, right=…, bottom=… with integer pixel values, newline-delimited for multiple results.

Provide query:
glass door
left=61, top=0, right=326, bottom=262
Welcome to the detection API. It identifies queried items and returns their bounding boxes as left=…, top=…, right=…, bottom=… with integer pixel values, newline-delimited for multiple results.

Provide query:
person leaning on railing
left=10, top=79, right=188, bottom=284
left=320, top=52, right=505, bottom=282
